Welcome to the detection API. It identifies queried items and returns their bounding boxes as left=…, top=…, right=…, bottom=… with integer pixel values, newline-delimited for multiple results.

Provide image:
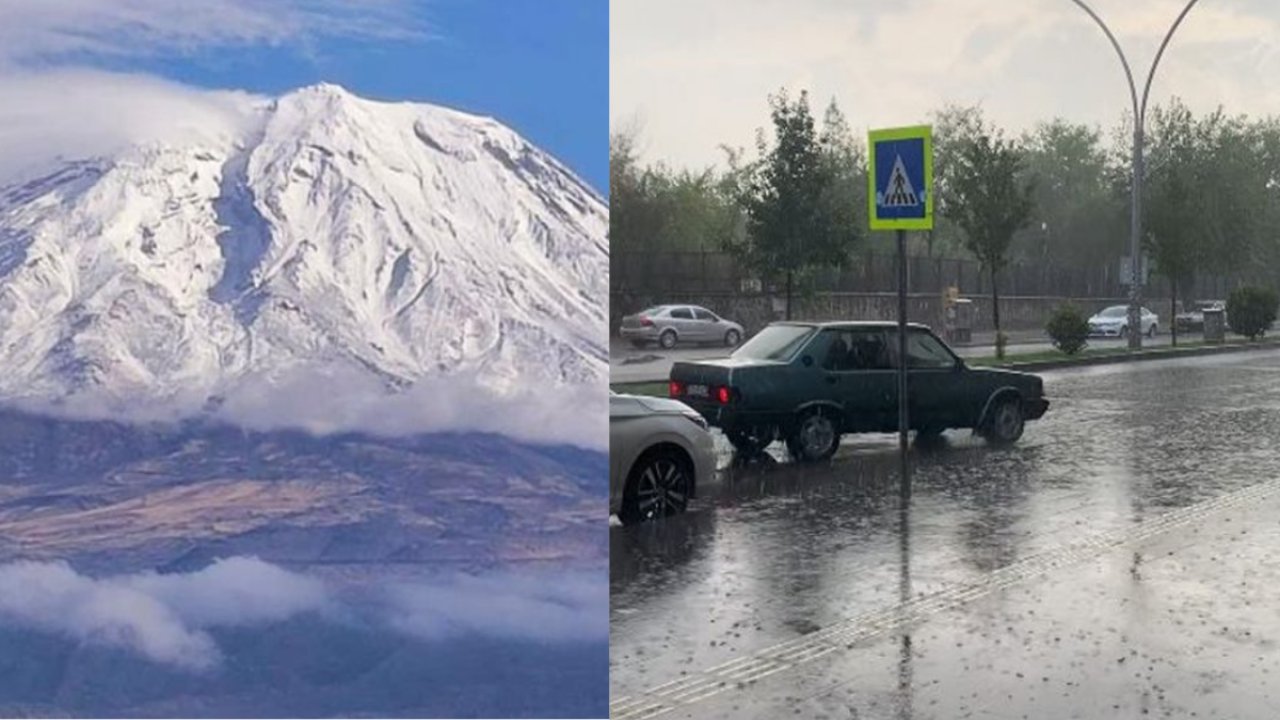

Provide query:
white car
left=1088, top=305, right=1159, bottom=338
left=609, top=391, right=716, bottom=525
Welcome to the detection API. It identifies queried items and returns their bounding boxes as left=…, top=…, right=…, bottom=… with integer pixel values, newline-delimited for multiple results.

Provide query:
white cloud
left=209, top=364, right=609, bottom=451
left=0, top=68, right=264, bottom=184
left=383, top=570, right=608, bottom=642
left=0, top=558, right=607, bottom=671
left=0, top=557, right=328, bottom=671
left=0, top=0, right=424, bottom=65
left=611, top=0, right=1280, bottom=169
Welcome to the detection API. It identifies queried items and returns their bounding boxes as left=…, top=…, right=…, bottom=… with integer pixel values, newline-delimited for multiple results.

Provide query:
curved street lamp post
left=1068, top=0, right=1201, bottom=350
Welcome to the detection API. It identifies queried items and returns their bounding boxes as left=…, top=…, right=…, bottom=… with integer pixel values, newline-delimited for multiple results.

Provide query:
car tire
left=619, top=447, right=692, bottom=525
left=982, top=397, right=1025, bottom=445
left=724, top=329, right=741, bottom=347
left=786, top=409, right=840, bottom=462
left=1119, top=325, right=1129, bottom=339
left=659, top=330, right=677, bottom=349
left=1147, top=324, right=1157, bottom=338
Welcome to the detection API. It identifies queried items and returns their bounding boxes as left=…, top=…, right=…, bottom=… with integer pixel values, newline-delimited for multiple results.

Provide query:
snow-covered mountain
left=0, top=83, right=608, bottom=406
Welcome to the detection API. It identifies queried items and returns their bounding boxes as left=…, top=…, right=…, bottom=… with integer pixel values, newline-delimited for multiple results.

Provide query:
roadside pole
left=868, top=125, right=933, bottom=497
left=896, top=228, right=909, bottom=493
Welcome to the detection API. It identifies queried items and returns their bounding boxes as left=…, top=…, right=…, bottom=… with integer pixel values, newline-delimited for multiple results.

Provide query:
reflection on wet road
left=610, top=351, right=1280, bottom=718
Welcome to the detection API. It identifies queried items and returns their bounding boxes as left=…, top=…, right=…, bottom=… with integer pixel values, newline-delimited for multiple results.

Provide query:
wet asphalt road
left=610, top=349, right=1280, bottom=719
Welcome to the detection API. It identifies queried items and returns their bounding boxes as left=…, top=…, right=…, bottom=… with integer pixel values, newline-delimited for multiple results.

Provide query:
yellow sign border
left=867, top=125, right=934, bottom=231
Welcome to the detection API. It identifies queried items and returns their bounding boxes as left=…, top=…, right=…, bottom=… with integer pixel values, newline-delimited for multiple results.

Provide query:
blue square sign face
left=868, top=126, right=933, bottom=230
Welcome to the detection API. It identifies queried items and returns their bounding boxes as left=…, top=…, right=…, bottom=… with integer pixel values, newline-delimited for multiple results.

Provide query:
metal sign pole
left=869, top=125, right=930, bottom=495
left=897, top=228, right=910, bottom=494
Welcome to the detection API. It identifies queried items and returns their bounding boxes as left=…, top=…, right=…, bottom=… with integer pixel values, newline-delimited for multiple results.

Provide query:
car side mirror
left=801, top=355, right=814, bottom=367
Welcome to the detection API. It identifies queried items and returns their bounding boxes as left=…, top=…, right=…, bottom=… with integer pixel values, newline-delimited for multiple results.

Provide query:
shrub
left=1046, top=304, right=1090, bottom=355
left=1226, top=286, right=1279, bottom=340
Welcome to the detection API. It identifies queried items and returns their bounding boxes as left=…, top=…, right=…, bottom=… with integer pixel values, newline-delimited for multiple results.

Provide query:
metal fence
left=611, top=250, right=1237, bottom=301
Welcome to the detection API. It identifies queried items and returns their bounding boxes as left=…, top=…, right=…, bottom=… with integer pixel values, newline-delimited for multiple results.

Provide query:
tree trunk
left=991, top=267, right=1003, bottom=359
left=785, top=270, right=793, bottom=321
left=1171, top=278, right=1178, bottom=348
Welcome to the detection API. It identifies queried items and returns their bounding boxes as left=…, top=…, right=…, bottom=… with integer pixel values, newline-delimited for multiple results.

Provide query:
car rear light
left=716, top=386, right=732, bottom=405
left=669, top=380, right=685, bottom=397
left=639, top=316, right=654, bottom=327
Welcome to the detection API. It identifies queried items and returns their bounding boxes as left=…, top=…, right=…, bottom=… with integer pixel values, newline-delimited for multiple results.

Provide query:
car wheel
left=724, top=328, right=741, bottom=347
left=786, top=409, right=840, bottom=462
left=982, top=397, right=1025, bottom=445
left=1147, top=324, right=1157, bottom=338
left=1119, top=325, right=1129, bottom=339
left=659, top=330, right=677, bottom=349
left=619, top=448, right=692, bottom=525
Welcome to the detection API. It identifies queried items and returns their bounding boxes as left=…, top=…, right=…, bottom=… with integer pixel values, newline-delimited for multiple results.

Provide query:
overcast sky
left=611, top=0, right=1280, bottom=169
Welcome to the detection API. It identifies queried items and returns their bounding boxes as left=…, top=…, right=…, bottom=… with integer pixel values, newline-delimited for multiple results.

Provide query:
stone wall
left=611, top=291, right=1166, bottom=338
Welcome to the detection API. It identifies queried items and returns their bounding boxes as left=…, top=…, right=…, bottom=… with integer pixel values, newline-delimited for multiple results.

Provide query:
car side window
left=893, top=330, right=957, bottom=369
left=669, top=307, right=693, bottom=320
left=820, top=329, right=892, bottom=371
left=692, top=308, right=716, bottom=321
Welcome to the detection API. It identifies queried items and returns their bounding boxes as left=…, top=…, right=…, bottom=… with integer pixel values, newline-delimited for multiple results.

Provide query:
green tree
left=943, top=114, right=1035, bottom=357
left=731, top=89, right=862, bottom=317
left=1019, top=119, right=1117, bottom=287
left=930, top=104, right=985, bottom=260
left=1143, top=101, right=1202, bottom=345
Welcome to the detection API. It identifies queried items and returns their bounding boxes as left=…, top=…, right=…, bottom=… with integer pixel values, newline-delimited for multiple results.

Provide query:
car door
left=691, top=307, right=719, bottom=342
left=667, top=306, right=696, bottom=341
left=886, top=327, right=967, bottom=430
left=810, top=327, right=896, bottom=432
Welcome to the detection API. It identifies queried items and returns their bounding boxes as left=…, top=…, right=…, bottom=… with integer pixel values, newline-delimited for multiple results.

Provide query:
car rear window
left=733, top=325, right=817, bottom=361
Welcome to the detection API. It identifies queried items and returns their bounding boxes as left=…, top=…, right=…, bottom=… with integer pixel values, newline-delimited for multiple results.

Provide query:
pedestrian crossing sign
left=868, top=125, right=933, bottom=230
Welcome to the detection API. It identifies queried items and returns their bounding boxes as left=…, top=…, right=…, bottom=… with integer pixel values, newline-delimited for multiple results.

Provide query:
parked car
left=620, top=305, right=745, bottom=349
left=1175, top=300, right=1226, bottom=332
left=668, top=321, right=1050, bottom=462
left=609, top=391, right=717, bottom=524
left=1087, top=305, right=1159, bottom=338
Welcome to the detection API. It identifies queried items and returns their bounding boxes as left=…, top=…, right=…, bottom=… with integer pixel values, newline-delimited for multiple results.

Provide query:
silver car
left=619, top=304, right=745, bottom=349
left=609, top=392, right=716, bottom=525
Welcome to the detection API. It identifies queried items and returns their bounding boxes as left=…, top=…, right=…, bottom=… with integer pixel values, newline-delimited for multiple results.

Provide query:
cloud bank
left=0, top=558, right=608, bottom=672
left=0, top=557, right=328, bottom=671
left=212, top=365, right=609, bottom=452
left=10, top=363, right=608, bottom=452
left=384, top=571, right=608, bottom=642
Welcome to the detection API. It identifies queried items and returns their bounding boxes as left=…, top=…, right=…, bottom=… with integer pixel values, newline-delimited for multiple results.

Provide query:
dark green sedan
left=668, top=321, right=1049, bottom=461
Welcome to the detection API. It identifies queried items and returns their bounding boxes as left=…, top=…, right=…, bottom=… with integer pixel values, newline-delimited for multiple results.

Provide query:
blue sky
left=1, top=0, right=608, bottom=193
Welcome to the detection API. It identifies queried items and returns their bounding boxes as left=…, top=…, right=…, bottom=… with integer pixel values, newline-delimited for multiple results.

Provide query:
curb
left=984, top=340, right=1280, bottom=372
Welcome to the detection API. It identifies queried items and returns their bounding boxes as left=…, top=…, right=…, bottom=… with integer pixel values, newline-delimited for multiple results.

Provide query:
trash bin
left=948, top=299, right=974, bottom=344
left=1203, top=307, right=1225, bottom=343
